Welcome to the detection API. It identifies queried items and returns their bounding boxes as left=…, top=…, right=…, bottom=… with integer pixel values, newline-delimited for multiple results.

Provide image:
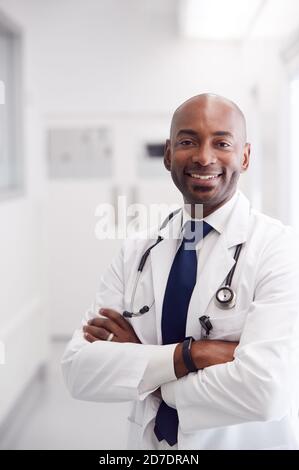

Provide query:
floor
left=9, top=341, right=131, bottom=450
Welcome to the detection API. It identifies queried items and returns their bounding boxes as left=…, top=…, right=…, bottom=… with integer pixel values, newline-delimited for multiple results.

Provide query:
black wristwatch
left=182, top=336, right=197, bottom=373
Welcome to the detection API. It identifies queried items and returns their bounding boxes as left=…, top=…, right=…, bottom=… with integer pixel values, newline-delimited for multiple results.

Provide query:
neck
left=185, top=192, right=236, bottom=219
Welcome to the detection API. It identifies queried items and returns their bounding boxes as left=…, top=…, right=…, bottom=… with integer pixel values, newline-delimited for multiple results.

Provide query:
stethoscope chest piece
left=215, top=285, right=236, bottom=309
left=214, top=243, right=242, bottom=310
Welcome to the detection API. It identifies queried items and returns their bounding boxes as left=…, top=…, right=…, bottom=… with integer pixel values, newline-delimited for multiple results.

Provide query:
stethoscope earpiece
left=123, top=310, right=133, bottom=318
left=139, top=305, right=149, bottom=314
left=123, top=305, right=150, bottom=318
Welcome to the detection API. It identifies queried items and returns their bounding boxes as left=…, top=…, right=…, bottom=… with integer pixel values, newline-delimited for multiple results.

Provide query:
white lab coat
left=62, top=192, right=299, bottom=450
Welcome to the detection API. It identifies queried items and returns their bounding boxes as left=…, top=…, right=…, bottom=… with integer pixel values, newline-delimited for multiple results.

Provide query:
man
left=62, top=94, right=299, bottom=450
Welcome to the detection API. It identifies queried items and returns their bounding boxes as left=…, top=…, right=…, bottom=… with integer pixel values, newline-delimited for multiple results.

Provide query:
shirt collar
left=182, top=191, right=239, bottom=235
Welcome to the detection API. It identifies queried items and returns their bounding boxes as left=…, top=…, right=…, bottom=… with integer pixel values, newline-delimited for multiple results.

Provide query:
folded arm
left=61, top=243, right=177, bottom=403
left=62, top=240, right=241, bottom=404
left=82, top=307, right=238, bottom=400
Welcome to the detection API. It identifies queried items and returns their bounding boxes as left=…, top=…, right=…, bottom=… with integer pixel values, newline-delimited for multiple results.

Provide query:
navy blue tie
left=154, top=220, right=213, bottom=446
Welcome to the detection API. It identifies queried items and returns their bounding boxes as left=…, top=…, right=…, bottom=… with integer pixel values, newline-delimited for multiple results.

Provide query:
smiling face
left=164, top=95, right=250, bottom=217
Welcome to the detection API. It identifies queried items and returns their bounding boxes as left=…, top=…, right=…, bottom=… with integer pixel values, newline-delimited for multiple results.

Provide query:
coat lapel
left=150, top=210, right=182, bottom=344
left=186, top=234, right=235, bottom=336
left=186, top=192, right=251, bottom=337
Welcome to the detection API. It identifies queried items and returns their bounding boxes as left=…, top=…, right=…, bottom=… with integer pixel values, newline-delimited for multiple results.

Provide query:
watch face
left=217, top=287, right=233, bottom=303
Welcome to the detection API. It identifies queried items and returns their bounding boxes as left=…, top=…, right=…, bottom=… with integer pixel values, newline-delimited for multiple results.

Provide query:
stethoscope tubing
left=124, top=210, right=243, bottom=317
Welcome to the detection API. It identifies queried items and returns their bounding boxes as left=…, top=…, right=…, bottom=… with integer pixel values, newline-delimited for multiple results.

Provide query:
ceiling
left=178, top=0, right=299, bottom=40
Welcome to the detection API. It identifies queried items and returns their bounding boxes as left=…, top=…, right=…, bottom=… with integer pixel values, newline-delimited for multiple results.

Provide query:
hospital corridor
left=1, top=342, right=131, bottom=449
left=1, top=0, right=299, bottom=451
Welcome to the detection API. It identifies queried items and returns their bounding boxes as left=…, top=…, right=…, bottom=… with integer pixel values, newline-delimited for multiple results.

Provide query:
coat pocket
left=208, top=310, right=247, bottom=341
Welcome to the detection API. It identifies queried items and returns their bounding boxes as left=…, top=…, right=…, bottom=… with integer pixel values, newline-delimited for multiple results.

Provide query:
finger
left=100, top=308, right=129, bottom=329
left=88, top=317, right=121, bottom=336
left=84, top=331, right=98, bottom=343
left=84, top=325, right=112, bottom=340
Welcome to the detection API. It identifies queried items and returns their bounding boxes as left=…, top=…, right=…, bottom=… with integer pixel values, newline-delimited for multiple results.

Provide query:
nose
left=191, top=143, right=216, bottom=166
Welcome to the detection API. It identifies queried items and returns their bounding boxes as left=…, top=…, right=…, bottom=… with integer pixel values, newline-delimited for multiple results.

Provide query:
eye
left=178, top=139, right=194, bottom=146
left=216, top=141, right=231, bottom=148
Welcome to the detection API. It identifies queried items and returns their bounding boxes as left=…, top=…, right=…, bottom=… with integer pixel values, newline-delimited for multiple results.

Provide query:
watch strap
left=182, top=336, right=197, bottom=373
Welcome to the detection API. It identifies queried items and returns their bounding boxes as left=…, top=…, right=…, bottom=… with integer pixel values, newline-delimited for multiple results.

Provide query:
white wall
left=0, top=0, right=48, bottom=425
left=240, top=37, right=291, bottom=222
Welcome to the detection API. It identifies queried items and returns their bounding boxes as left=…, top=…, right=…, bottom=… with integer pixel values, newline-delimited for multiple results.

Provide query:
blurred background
left=0, top=0, right=299, bottom=449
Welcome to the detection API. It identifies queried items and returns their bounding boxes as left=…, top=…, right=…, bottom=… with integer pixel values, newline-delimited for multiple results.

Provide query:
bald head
left=170, top=93, right=247, bottom=144
left=164, top=93, right=251, bottom=216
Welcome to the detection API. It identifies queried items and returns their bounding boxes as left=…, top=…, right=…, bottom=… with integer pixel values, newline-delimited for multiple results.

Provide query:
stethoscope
left=123, top=209, right=243, bottom=318
left=214, top=243, right=242, bottom=309
left=123, top=209, right=180, bottom=318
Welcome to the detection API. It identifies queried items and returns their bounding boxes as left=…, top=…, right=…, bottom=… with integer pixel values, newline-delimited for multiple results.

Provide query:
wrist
left=174, top=343, right=189, bottom=379
left=182, top=336, right=197, bottom=372
left=191, top=340, right=213, bottom=369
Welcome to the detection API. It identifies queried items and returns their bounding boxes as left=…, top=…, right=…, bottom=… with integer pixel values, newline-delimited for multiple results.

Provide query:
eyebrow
left=212, top=131, right=234, bottom=138
left=176, top=129, right=234, bottom=139
left=176, top=129, right=198, bottom=137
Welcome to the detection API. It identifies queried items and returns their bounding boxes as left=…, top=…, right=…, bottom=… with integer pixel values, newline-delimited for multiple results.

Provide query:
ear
left=241, top=143, right=251, bottom=172
left=164, top=139, right=171, bottom=172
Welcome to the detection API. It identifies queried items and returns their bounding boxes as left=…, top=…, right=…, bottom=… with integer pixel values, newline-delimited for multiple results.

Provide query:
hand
left=83, top=308, right=141, bottom=344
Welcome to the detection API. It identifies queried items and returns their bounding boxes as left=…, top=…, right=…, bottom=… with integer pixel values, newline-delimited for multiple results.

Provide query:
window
left=289, top=76, right=299, bottom=231
left=0, top=11, right=23, bottom=197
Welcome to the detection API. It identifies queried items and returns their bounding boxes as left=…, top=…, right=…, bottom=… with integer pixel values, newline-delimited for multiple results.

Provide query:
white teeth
left=189, top=174, right=220, bottom=180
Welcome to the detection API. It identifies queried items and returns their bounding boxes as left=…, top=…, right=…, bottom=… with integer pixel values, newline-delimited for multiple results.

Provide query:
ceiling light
left=179, top=0, right=265, bottom=40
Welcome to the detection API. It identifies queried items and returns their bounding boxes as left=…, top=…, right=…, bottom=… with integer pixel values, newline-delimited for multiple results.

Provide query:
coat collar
left=213, top=190, right=250, bottom=248
left=157, top=190, right=250, bottom=246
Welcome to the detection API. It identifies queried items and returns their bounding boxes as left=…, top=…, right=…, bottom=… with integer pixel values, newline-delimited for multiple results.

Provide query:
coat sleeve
left=161, top=227, right=299, bottom=431
left=61, top=241, right=176, bottom=403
